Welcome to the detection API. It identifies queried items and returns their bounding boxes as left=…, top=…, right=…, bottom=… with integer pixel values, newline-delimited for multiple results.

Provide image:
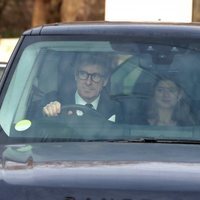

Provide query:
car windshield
left=1, top=35, right=200, bottom=143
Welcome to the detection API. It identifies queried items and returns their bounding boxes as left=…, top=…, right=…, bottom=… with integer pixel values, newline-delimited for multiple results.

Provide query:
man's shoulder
left=98, top=89, right=121, bottom=112
left=100, top=89, right=118, bottom=104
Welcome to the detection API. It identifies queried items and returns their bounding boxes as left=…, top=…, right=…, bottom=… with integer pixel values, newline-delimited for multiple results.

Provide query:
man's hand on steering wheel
left=43, top=102, right=103, bottom=119
left=43, top=101, right=61, bottom=117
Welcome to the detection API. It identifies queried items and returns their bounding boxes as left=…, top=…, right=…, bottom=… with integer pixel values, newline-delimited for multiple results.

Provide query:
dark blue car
left=0, top=22, right=200, bottom=199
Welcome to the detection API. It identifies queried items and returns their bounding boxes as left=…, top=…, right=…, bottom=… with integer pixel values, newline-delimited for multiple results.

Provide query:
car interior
left=2, top=40, right=200, bottom=141
left=26, top=42, right=200, bottom=126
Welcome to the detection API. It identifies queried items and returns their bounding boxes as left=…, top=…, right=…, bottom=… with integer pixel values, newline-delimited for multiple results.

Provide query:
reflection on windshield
left=1, top=40, right=200, bottom=142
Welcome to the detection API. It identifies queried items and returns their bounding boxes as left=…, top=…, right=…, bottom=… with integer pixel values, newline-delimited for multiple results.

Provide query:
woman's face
left=154, top=80, right=182, bottom=109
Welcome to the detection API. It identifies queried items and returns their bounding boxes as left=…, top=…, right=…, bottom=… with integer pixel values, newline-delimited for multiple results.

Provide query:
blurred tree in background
left=1, top=0, right=200, bottom=38
left=193, top=0, right=200, bottom=22
left=32, top=0, right=105, bottom=26
left=0, top=0, right=34, bottom=37
left=0, top=0, right=105, bottom=37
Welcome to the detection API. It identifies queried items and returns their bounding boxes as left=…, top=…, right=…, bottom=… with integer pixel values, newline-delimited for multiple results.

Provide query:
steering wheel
left=60, top=104, right=104, bottom=119
left=11, top=104, right=114, bottom=142
left=58, top=104, right=111, bottom=139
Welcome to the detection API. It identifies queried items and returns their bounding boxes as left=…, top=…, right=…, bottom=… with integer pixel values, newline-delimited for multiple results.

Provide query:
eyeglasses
left=77, top=70, right=105, bottom=83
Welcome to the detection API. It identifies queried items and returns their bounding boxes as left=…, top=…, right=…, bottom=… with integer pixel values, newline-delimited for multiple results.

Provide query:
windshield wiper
left=85, top=137, right=200, bottom=144
left=119, top=137, right=200, bottom=144
left=43, top=137, right=200, bottom=144
left=77, top=137, right=158, bottom=143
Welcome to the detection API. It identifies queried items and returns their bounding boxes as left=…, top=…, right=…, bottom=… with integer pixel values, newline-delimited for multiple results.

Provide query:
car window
left=1, top=36, right=200, bottom=143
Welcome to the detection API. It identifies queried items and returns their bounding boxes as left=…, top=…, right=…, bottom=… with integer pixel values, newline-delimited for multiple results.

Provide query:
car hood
left=1, top=142, right=200, bottom=199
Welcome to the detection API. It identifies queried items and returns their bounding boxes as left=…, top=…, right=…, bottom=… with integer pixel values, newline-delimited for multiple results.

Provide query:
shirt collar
left=75, top=91, right=100, bottom=110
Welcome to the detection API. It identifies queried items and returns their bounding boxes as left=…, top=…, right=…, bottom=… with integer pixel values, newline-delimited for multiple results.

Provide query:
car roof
left=23, top=22, right=200, bottom=38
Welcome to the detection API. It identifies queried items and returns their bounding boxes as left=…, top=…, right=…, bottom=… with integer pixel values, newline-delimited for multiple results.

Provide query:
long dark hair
left=147, top=76, right=196, bottom=126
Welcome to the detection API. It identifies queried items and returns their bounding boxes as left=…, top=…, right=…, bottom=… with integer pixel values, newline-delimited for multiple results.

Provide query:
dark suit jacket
left=34, top=89, right=122, bottom=122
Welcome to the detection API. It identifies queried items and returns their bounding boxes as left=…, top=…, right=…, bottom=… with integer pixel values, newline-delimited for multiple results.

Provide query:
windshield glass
left=1, top=35, right=200, bottom=143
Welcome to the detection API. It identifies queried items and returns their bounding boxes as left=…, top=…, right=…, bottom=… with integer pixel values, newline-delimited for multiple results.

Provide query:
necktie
left=85, top=103, right=93, bottom=109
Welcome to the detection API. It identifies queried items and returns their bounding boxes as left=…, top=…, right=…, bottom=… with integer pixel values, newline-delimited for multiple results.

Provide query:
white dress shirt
left=75, top=91, right=115, bottom=122
left=75, top=91, right=100, bottom=110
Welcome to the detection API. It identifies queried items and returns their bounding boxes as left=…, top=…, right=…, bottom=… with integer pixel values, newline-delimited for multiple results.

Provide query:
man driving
left=42, top=53, right=120, bottom=122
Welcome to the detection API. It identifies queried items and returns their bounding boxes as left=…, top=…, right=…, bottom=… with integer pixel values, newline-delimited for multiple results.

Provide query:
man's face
left=75, top=64, right=108, bottom=103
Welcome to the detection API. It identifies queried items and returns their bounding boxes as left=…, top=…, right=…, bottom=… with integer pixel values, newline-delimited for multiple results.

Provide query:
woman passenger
left=147, top=77, right=195, bottom=126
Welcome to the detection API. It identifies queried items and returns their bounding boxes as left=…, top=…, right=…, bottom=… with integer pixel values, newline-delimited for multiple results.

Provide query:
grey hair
left=74, top=53, right=112, bottom=77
